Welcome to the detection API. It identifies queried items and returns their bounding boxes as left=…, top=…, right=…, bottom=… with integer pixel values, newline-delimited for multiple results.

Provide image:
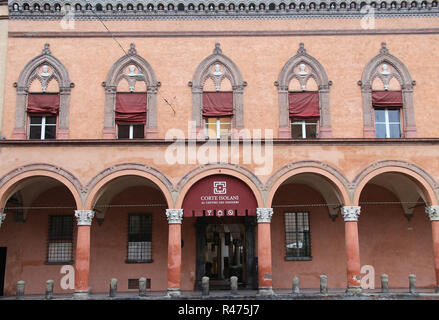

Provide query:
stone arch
left=189, top=43, right=247, bottom=137
left=352, top=160, right=439, bottom=207
left=175, top=164, right=264, bottom=209
left=276, top=43, right=332, bottom=138
left=102, top=43, right=160, bottom=139
left=13, top=43, right=73, bottom=139
left=265, top=160, right=350, bottom=211
left=84, top=163, right=175, bottom=211
left=359, top=42, right=416, bottom=138
left=0, top=164, right=83, bottom=211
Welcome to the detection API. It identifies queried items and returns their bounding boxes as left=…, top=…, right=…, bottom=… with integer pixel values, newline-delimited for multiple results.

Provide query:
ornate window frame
left=102, top=43, right=160, bottom=139
left=276, top=43, right=332, bottom=139
left=189, top=43, right=246, bottom=139
left=359, top=42, right=416, bottom=138
left=13, top=43, right=73, bottom=139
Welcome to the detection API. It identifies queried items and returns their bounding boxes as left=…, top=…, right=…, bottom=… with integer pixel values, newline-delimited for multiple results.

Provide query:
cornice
left=8, top=0, right=439, bottom=21
left=2, top=138, right=439, bottom=146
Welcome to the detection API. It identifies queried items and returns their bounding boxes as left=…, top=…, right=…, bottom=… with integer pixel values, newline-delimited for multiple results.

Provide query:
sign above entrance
left=182, top=175, right=257, bottom=217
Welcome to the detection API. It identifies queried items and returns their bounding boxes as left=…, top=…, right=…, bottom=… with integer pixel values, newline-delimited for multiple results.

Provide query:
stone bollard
left=202, top=276, right=210, bottom=296
left=16, top=280, right=25, bottom=299
left=230, top=276, right=238, bottom=295
left=381, top=274, right=389, bottom=293
left=139, top=277, right=147, bottom=297
left=409, top=274, right=417, bottom=294
left=45, top=280, right=54, bottom=299
left=320, top=275, right=328, bottom=295
left=292, top=276, right=300, bottom=294
left=109, top=278, right=118, bottom=297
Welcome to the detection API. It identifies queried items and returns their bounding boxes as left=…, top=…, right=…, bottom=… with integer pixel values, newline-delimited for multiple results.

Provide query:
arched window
left=190, top=43, right=246, bottom=139
left=359, top=42, right=416, bottom=138
left=116, top=3, right=123, bottom=11
left=228, top=3, right=235, bottom=10
left=127, top=3, right=134, bottom=10
left=276, top=43, right=332, bottom=139
left=96, top=3, right=103, bottom=11
left=106, top=3, right=113, bottom=10
left=75, top=3, right=82, bottom=11
left=188, top=3, right=195, bottom=10
left=13, top=44, right=72, bottom=140
left=178, top=3, right=185, bottom=11
left=103, top=43, right=159, bottom=139
left=260, top=3, right=267, bottom=10
left=137, top=3, right=144, bottom=11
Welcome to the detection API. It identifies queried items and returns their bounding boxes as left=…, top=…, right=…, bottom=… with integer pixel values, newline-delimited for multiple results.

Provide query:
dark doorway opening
left=195, top=216, right=257, bottom=290
left=0, top=247, right=6, bottom=296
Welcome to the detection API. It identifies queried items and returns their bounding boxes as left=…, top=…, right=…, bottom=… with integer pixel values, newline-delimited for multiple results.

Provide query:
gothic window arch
left=13, top=43, right=73, bottom=139
left=102, top=43, right=160, bottom=139
left=189, top=43, right=246, bottom=139
left=359, top=42, right=416, bottom=138
left=276, top=43, right=332, bottom=138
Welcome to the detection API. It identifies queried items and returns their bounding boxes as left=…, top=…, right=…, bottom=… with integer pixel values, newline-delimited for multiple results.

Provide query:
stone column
left=166, top=209, right=183, bottom=297
left=256, top=208, right=274, bottom=295
left=73, top=210, right=94, bottom=298
left=341, top=206, right=362, bottom=293
left=425, top=206, right=439, bottom=293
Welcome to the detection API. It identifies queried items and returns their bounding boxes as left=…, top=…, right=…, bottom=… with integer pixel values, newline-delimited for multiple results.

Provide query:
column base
left=166, top=288, right=182, bottom=297
left=346, top=286, right=362, bottom=295
left=72, top=291, right=89, bottom=299
left=257, top=287, right=274, bottom=296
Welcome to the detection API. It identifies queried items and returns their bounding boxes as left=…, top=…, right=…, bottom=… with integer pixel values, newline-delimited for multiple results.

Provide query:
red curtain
left=372, top=91, right=403, bottom=108
left=115, top=93, right=147, bottom=124
left=27, top=93, right=60, bottom=116
left=202, top=92, right=233, bottom=117
left=288, top=91, right=320, bottom=120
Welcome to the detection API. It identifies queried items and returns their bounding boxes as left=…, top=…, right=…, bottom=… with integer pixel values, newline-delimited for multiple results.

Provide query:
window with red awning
left=288, top=91, right=320, bottom=120
left=372, top=91, right=403, bottom=108
left=202, top=92, right=234, bottom=117
left=27, top=93, right=60, bottom=116
left=115, top=92, right=147, bottom=124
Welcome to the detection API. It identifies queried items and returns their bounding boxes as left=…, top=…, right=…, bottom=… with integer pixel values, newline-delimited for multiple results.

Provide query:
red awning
left=115, top=92, right=147, bottom=124
left=372, top=91, right=403, bottom=108
left=182, top=175, right=257, bottom=217
left=202, top=92, right=234, bottom=117
left=27, top=93, right=60, bottom=116
left=288, top=91, right=320, bottom=120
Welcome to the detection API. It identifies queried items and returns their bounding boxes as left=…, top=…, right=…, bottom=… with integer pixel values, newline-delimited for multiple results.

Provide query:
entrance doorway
left=195, top=216, right=257, bottom=290
left=0, top=247, right=6, bottom=296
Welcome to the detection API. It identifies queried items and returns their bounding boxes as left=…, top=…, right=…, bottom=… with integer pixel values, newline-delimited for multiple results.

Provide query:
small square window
left=127, top=214, right=152, bottom=262
left=284, top=212, right=311, bottom=259
left=29, top=116, right=57, bottom=140
left=291, top=120, right=318, bottom=139
left=118, top=124, right=144, bottom=139
left=47, top=215, right=74, bottom=263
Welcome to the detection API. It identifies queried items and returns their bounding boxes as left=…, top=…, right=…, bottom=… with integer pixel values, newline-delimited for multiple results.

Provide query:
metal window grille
left=127, top=215, right=152, bottom=262
left=47, top=215, right=73, bottom=263
left=284, top=212, right=311, bottom=258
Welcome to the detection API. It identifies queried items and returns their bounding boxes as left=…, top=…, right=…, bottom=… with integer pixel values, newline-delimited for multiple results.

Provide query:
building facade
left=0, top=0, right=439, bottom=297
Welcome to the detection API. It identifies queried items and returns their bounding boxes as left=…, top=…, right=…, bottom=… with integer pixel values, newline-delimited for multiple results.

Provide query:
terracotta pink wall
left=271, top=183, right=347, bottom=289
left=0, top=185, right=76, bottom=295
left=358, top=184, right=435, bottom=289
left=88, top=186, right=168, bottom=293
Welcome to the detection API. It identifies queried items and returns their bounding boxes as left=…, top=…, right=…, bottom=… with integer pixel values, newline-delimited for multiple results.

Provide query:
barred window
left=47, top=215, right=74, bottom=263
left=127, top=215, right=152, bottom=262
left=284, top=212, right=311, bottom=259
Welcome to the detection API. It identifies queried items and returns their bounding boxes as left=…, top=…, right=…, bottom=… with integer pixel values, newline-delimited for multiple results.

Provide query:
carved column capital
left=426, top=206, right=439, bottom=221
left=74, top=210, right=95, bottom=226
left=0, top=213, right=5, bottom=228
left=166, top=209, right=184, bottom=224
left=341, top=206, right=361, bottom=222
left=256, top=208, right=273, bottom=223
